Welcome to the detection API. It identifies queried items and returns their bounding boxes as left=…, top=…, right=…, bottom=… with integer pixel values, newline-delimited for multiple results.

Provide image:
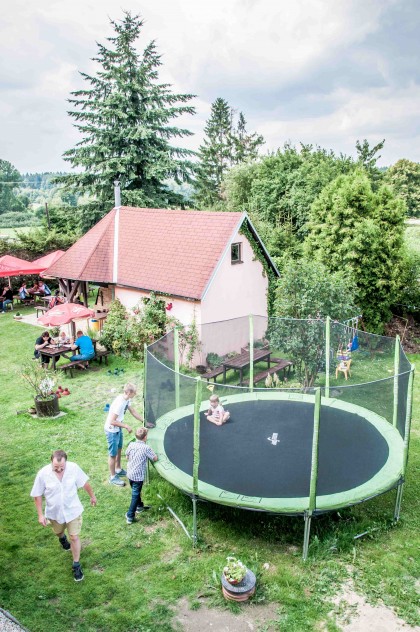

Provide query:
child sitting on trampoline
left=205, top=394, right=230, bottom=426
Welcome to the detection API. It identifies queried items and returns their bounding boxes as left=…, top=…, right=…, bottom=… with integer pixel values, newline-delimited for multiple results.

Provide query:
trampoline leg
left=394, top=482, right=404, bottom=522
left=303, top=511, right=312, bottom=561
left=192, top=495, right=198, bottom=547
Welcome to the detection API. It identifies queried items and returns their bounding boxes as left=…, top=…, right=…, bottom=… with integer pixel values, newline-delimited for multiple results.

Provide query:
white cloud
left=0, top=0, right=418, bottom=171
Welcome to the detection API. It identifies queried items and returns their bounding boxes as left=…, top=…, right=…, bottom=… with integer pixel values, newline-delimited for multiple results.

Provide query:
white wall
left=199, top=231, right=268, bottom=357
left=115, top=287, right=200, bottom=327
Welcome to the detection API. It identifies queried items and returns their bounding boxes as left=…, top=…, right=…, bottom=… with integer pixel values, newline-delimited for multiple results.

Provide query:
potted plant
left=21, top=362, right=60, bottom=417
left=49, top=325, right=61, bottom=339
left=223, top=556, right=247, bottom=585
left=14, top=311, right=23, bottom=320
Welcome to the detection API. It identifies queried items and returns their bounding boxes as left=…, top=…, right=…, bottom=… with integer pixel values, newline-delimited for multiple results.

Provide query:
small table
left=41, top=344, right=73, bottom=370
left=222, top=348, right=271, bottom=385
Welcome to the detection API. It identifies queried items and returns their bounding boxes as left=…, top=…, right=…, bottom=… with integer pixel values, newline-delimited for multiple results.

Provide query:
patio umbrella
left=0, top=255, right=35, bottom=278
left=38, top=302, right=95, bottom=338
left=26, top=250, right=66, bottom=276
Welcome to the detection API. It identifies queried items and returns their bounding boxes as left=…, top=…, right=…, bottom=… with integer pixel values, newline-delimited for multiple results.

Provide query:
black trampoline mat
left=163, top=400, right=390, bottom=498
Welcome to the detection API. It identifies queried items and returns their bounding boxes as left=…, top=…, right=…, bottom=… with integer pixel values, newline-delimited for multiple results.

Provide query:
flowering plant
left=223, top=556, right=247, bottom=584
left=21, top=362, right=58, bottom=400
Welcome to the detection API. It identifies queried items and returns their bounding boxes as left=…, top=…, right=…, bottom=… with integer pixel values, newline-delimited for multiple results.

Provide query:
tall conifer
left=58, top=12, right=196, bottom=224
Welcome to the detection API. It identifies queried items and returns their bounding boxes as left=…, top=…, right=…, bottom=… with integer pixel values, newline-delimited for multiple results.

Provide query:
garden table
left=41, top=344, right=73, bottom=370
left=222, top=348, right=271, bottom=385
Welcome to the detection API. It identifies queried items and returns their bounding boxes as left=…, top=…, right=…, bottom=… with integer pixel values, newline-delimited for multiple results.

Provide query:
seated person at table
left=34, top=331, right=53, bottom=366
left=19, top=283, right=32, bottom=302
left=48, top=290, right=65, bottom=310
left=59, top=330, right=71, bottom=345
left=70, top=330, right=95, bottom=364
left=28, top=282, right=40, bottom=296
left=38, top=280, right=51, bottom=296
left=205, top=394, right=230, bottom=426
left=0, top=285, right=14, bottom=312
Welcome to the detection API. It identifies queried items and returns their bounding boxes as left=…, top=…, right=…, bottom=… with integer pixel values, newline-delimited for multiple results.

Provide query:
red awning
left=0, top=255, right=35, bottom=278
left=32, top=250, right=66, bottom=275
left=0, top=250, right=66, bottom=278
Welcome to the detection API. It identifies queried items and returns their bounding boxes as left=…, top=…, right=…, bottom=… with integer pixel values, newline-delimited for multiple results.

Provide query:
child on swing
left=205, top=394, right=230, bottom=426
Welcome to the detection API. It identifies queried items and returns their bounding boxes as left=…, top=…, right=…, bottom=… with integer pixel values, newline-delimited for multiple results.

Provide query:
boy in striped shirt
left=125, top=428, right=158, bottom=524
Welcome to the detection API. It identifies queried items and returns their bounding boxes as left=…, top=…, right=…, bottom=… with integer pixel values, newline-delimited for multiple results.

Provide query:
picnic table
left=41, top=344, right=74, bottom=370
left=222, top=348, right=271, bottom=385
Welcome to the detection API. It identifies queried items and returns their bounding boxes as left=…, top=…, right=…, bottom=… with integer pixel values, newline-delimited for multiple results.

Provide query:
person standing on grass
left=104, top=383, right=143, bottom=487
left=125, top=428, right=158, bottom=524
left=30, top=449, right=97, bottom=583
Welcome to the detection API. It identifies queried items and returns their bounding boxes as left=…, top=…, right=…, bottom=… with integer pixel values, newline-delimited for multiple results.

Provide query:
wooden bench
left=35, top=305, right=48, bottom=317
left=242, top=360, right=294, bottom=386
left=203, top=366, right=225, bottom=383
left=94, top=349, right=110, bottom=365
left=60, top=361, right=89, bottom=378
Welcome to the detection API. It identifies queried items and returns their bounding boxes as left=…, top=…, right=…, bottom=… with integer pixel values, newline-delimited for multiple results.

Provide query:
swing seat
left=336, top=359, right=352, bottom=380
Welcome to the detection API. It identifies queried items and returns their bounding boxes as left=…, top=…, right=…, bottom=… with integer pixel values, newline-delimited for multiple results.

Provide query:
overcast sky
left=1, top=0, right=419, bottom=174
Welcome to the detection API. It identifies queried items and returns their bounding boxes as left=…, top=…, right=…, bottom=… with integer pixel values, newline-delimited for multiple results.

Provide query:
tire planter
left=221, top=569, right=256, bottom=602
left=34, top=394, right=60, bottom=418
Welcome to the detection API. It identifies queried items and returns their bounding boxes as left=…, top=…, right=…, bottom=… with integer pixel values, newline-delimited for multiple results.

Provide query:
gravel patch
left=0, top=610, right=27, bottom=632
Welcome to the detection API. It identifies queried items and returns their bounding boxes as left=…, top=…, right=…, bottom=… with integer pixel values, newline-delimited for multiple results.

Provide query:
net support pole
left=143, top=343, right=148, bottom=425
left=392, top=335, right=400, bottom=428
left=303, top=387, right=321, bottom=560
left=394, top=364, right=414, bottom=521
left=143, top=343, right=149, bottom=484
left=249, top=315, right=254, bottom=392
left=325, top=316, right=330, bottom=398
left=174, top=327, right=180, bottom=409
left=192, top=376, right=202, bottom=546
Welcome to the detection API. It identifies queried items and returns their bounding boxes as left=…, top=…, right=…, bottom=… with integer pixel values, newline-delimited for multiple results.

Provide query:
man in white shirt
left=30, top=450, right=97, bottom=582
left=104, top=382, right=144, bottom=486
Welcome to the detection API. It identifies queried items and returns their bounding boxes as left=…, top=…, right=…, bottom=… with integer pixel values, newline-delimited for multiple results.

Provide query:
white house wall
left=114, top=287, right=200, bottom=326
left=200, top=232, right=268, bottom=357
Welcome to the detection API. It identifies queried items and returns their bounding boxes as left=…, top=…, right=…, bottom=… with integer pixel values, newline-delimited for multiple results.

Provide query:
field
left=0, top=306, right=419, bottom=631
left=405, top=224, right=420, bottom=255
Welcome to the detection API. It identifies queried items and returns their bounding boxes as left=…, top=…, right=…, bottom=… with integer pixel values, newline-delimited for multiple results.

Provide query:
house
left=44, top=206, right=279, bottom=357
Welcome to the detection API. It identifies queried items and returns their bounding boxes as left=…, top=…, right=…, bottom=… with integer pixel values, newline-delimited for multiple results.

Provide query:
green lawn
left=405, top=224, right=420, bottom=255
left=0, top=226, right=33, bottom=238
left=0, top=306, right=419, bottom=631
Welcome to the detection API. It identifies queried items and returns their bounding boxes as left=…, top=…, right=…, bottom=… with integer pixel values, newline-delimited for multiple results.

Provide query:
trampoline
left=145, top=316, right=414, bottom=558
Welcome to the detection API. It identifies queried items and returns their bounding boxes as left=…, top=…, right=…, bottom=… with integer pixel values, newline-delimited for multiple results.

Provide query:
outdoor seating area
left=203, top=346, right=294, bottom=387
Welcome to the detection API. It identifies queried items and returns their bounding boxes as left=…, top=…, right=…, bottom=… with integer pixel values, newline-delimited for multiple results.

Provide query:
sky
left=1, top=0, right=419, bottom=174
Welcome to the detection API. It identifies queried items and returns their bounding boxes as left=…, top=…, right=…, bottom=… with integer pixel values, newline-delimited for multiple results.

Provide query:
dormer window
left=231, top=242, right=243, bottom=264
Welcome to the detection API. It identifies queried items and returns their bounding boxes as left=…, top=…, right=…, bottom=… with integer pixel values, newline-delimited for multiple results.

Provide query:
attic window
left=231, top=242, right=242, bottom=264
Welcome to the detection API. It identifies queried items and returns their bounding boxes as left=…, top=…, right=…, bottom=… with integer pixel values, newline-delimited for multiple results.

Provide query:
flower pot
left=34, top=394, right=60, bottom=418
left=196, top=365, right=207, bottom=375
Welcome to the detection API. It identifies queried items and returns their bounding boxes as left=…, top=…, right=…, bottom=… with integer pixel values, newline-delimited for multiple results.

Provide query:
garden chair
left=336, top=359, right=352, bottom=380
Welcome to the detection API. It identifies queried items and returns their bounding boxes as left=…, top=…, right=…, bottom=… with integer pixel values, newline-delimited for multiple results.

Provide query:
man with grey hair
left=30, top=450, right=97, bottom=582
left=104, top=383, right=144, bottom=486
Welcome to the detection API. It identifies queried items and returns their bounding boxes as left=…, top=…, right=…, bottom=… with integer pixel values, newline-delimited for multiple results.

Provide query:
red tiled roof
left=45, top=207, right=244, bottom=300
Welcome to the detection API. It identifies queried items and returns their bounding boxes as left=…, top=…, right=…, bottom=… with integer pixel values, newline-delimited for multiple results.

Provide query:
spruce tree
left=194, top=98, right=264, bottom=208
left=57, top=12, right=196, bottom=223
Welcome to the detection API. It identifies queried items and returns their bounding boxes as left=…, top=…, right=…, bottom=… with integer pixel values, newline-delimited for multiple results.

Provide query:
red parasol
left=0, top=255, right=35, bottom=278
left=37, top=302, right=95, bottom=326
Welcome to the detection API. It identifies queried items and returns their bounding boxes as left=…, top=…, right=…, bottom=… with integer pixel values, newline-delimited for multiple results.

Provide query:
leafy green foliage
left=271, top=259, right=357, bottom=387
left=385, top=159, right=420, bottom=217
left=305, top=169, right=407, bottom=332
left=224, top=143, right=354, bottom=236
left=194, top=98, right=264, bottom=208
left=0, top=227, right=77, bottom=259
left=100, top=299, right=132, bottom=357
left=57, top=12, right=196, bottom=226
left=0, top=159, right=27, bottom=214
left=355, top=138, right=385, bottom=187
left=101, top=294, right=170, bottom=359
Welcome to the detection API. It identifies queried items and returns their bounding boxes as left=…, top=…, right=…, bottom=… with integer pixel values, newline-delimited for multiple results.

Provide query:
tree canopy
left=193, top=98, right=264, bottom=208
left=305, top=169, right=407, bottom=331
left=385, top=158, right=420, bottom=217
left=57, top=12, right=196, bottom=226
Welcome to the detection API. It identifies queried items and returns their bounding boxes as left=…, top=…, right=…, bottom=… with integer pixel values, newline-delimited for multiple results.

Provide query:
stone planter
left=34, top=394, right=60, bottom=418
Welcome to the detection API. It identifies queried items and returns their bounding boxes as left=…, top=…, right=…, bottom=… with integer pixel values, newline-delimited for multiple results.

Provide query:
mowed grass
left=405, top=224, right=420, bottom=255
left=0, top=306, right=419, bottom=631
